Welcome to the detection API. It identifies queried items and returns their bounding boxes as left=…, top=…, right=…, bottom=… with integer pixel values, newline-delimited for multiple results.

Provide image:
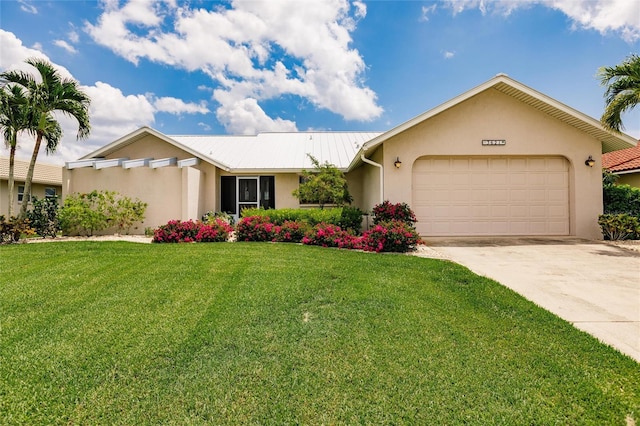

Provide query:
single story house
left=63, top=74, right=637, bottom=239
left=602, top=144, right=640, bottom=187
left=0, top=157, right=62, bottom=217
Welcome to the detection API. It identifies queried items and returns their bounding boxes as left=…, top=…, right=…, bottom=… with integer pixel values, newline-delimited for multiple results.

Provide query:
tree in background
left=0, top=58, right=91, bottom=218
left=0, top=84, right=30, bottom=217
left=292, top=154, right=353, bottom=209
left=598, top=54, right=640, bottom=132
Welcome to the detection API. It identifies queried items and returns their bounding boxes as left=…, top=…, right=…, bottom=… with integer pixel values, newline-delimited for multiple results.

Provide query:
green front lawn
left=1, top=242, right=638, bottom=424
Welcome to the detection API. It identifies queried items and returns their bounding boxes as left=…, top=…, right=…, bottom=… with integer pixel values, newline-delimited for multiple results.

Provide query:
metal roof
left=172, top=132, right=382, bottom=171
left=0, top=157, right=62, bottom=185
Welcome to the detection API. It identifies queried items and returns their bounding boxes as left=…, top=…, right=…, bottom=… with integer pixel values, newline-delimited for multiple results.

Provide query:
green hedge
left=241, top=207, right=363, bottom=233
left=603, top=183, right=640, bottom=216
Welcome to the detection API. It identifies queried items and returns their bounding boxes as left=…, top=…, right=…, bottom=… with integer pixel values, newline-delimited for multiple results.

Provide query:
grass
left=1, top=242, right=638, bottom=425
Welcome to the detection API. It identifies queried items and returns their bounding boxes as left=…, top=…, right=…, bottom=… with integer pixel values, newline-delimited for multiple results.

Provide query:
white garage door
left=412, top=156, right=569, bottom=236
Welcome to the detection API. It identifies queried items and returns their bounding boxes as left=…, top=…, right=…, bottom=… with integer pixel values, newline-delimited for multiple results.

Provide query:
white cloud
left=353, top=1, right=367, bottom=20
left=443, top=0, right=640, bottom=42
left=153, top=97, right=210, bottom=115
left=18, top=0, right=37, bottom=14
left=444, top=51, right=455, bottom=59
left=198, top=122, right=212, bottom=131
left=53, top=39, right=78, bottom=54
left=213, top=91, right=297, bottom=135
left=85, top=0, right=383, bottom=135
left=421, top=4, right=438, bottom=22
left=68, top=30, right=80, bottom=44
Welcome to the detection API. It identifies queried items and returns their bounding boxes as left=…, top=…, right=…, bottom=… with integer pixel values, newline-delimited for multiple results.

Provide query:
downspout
left=361, top=154, right=383, bottom=204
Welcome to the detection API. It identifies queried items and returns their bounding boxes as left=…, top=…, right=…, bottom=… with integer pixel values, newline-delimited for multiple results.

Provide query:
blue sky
left=1, top=0, right=639, bottom=165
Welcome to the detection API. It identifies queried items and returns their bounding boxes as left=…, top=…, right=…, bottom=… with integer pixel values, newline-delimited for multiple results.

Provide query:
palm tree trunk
left=18, top=131, right=43, bottom=219
left=8, top=142, right=16, bottom=217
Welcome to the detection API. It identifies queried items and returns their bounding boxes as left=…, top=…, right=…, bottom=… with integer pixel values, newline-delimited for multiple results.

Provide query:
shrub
left=302, top=223, right=359, bottom=249
left=372, top=201, right=417, bottom=225
left=241, top=207, right=346, bottom=227
left=236, top=216, right=277, bottom=242
left=273, top=221, right=312, bottom=243
left=153, top=220, right=198, bottom=243
left=59, top=190, right=147, bottom=236
left=195, top=219, right=234, bottom=242
left=59, top=191, right=108, bottom=236
left=152, top=219, right=233, bottom=243
left=292, top=154, right=353, bottom=207
left=26, top=196, right=60, bottom=238
left=0, top=215, right=34, bottom=244
left=598, top=214, right=640, bottom=240
left=109, top=195, right=147, bottom=234
left=360, top=220, right=421, bottom=253
left=603, top=183, right=640, bottom=217
left=338, top=206, right=364, bottom=233
left=202, top=210, right=235, bottom=226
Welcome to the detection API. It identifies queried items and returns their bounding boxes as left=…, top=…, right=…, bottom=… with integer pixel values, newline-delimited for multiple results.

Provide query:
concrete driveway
left=422, top=238, right=640, bottom=363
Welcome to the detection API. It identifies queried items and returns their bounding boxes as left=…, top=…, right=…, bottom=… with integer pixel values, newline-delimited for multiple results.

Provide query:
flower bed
left=153, top=219, right=233, bottom=243
left=152, top=202, right=421, bottom=253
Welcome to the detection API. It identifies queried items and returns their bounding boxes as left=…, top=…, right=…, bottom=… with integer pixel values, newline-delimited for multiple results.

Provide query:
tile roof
left=0, top=157, right=63, bottom=185
left=602, top=143, right=640, bottom=172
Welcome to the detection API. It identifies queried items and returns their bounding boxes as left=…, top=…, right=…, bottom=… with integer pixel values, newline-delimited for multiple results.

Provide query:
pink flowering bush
left=273, top=220, right=312, bottom=243
left=152, top=219, right=232, bottom=243
left=301, top=223, right=360, bottom=249
left=372, top=201, right=417, bottom=225
left=195, top=219, right=234, bottom=242
left=359, top=220, right=421, bottom=253
left=236, top=216, right=277, bottom=242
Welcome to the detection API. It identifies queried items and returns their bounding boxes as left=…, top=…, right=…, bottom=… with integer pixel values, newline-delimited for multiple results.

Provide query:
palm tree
left=0, top=84, right=30, bottom=217
left=0, top=58, right=91, bottom=218
left=598, top=54, right=640, bottom=132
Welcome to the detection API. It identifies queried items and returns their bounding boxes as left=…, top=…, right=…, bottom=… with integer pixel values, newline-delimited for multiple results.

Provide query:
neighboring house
left=0, top=157, right=62, bottom=217
left=64, top=74, right=636, bottom=239
left=602, top=144, right=640, bottom=187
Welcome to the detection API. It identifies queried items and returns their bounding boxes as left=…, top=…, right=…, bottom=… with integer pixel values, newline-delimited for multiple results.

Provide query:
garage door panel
left=510, top=206, right=528, bottom=217
left=451, top=173, right=470, bottom=185
left=509, top=189, right=527, bottom=201
left=470, top=158, right=490, bottom=170
left=527, top=173, right=546, bottom=185
left=491, top=205, right=509, bottom=216
left=452, top=189, right=470, bottom=201
left=547, top=172, right=568, bottom=186
left=490, top=189, right=509, bottom=201
left=471, top=206, right=490, bottom=217
left=491, top=158, right=509, bottom=170
left=412, top=156, right=569, bottom=236
left=510, top=173, right=527, bottom=185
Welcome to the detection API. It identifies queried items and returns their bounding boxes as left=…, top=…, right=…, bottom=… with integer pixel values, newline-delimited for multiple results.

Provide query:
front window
left=17, top=185, right=29, bottom=203
left=45, top=187, right=57, bottom=198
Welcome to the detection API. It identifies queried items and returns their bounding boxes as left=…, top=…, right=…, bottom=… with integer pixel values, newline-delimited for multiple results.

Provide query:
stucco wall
left=374, top=88, right=603, bottom=239
left=63, top=166, right=184, bottom=233
left=616, top=172, right=640, bottom=188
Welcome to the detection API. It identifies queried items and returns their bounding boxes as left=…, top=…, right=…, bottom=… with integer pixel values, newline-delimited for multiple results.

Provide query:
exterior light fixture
left=394, top=157, right=402, bottom=168
left=585, top=156, right=595, bottom=167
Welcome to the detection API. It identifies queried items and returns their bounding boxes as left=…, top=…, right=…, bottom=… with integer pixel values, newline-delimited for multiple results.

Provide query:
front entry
left=221, top=176, right=275, bottom=217
left=238, top=177, right=259, bottom=211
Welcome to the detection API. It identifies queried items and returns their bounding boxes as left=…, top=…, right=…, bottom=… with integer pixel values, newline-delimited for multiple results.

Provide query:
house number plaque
left=482, top=139, right=506, bottom=146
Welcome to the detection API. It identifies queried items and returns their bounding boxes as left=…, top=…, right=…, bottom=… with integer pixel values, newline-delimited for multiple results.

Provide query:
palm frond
left=599, top=54, right=640, bottom=132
